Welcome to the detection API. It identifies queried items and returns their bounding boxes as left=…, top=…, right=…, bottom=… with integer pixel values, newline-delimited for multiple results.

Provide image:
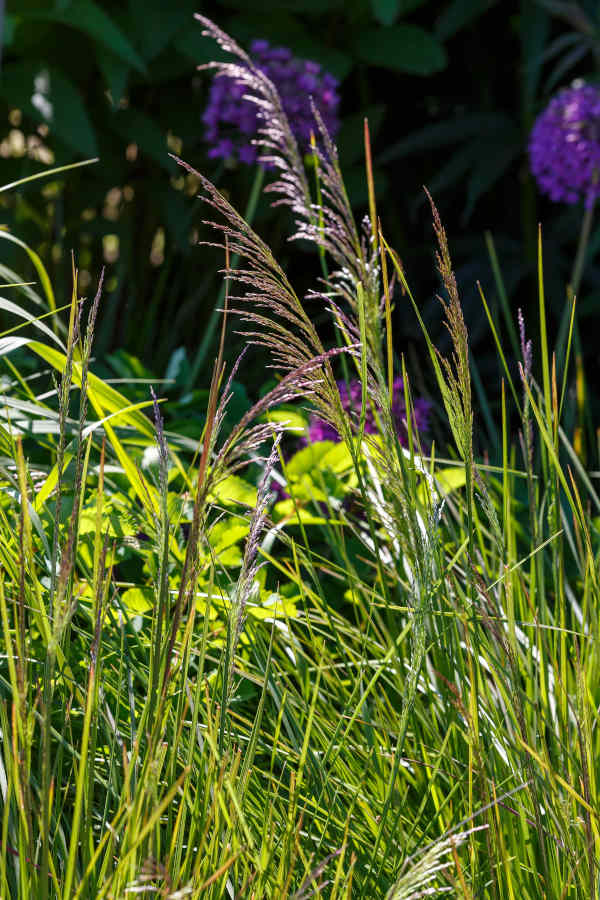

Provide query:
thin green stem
left=568, top=198, right=595, bottom=305
left=187, top=165, right=265, bottom=388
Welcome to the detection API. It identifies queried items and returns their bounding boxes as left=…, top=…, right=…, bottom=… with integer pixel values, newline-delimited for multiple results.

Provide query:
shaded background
left=1, top=0, right=600, bottom=448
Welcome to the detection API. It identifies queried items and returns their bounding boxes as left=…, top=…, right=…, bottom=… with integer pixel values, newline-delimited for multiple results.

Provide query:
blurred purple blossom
left=202, top=39, right=340, bottom=165
left=529, top=80, right=600, bottom=208
left=308, top=377, right=431, bottom=447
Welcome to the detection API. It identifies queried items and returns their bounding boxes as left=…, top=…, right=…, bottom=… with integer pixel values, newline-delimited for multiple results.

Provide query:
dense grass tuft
left=1, top=23, right=600, bottom=898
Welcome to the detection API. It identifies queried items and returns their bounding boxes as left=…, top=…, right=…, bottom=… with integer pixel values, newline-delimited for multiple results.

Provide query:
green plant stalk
left=149, top=457, right=170, bottom=717
left=0, top=158, right=99, bottom=196
left=569, top=198, right=595, bottom=306
left=484, top=231, right=520, bottom=361
left=187, top=165, right=265, bottom=388
left=566, top=200, right=595, bottom=464
left=379, top=223, right=394, bottom=403
left=62, top=650, right=99, bottom=897
left=356, top=284, right=368, bottom=446
left=310, top=132, right=329, bottom=282
left=309, top=132, right=352, bottom=393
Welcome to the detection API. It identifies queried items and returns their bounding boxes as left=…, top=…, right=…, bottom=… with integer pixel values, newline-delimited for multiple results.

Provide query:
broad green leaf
left=226, top=12, right=352, bottom=80
left=103, top=417, right=157, bottom=512
left=0, top=336, right=157, bottom=510
left=286, top=440, right=353, bottom=478
left=518, top=0, right=550, bottom=110
left=377, top=113, right=511, bottom=164
left=174, top=27, right=231, bottom=66
left=417, top=465, right=466, bottom=504
left=0, top=62, right=98, bottom=157
left=419, top=143, right=476, bottom=199
left=247, top=592, right=297, bottom=620
left=122, top=587, right=154, bottom=614
left=109, top=108, right=170, bottom=170
left=371, top=0, right=402, bottom=26
left=19, top=1, right=147, bottom=74
left=273, top=499, right=343, bottom=525
left=3, top=14, right=16, bottom=45
left=264, top=408, right=308, bottom=433
left=78, top=509, right=136, bottom=538
left=231, top=0, right=339, bottom=10
left=353, top=25, right=447, bottom=75
left=286, top=474, right=328, bottom=504
left=371, top=0, right=427, bottom=25
left=34, top=452, right=73, bottom=512
left=0, top=395, right=59, bottom=421
left=80, top=399, right=158, bottom=440
left=435, top=0, right=495, bottom=41
left=0, top=423, right=14, bottom=457
left=210, top=475, right=257, bottom=508
left=286, top=441, right=338, bottom=478
left=216, top=545, right=243, bottom=567
left=435, top=466, right=467, bottom=495
left=95, top=47, right=130, bottom=106
left=25, top=341, right=155, bottom=436
left=319, top=441, right=354, bottom=474
left=126, top=0, right=194, bottom=61
left=463, top=139, right=520, bottom=222
left=208, top=520, right=250, bottom=555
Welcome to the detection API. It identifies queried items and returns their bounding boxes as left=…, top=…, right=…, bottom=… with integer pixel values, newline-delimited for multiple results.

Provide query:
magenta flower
left=529, top=80, right=600, bottom=208
left=308, top=377, right=431, bottom=447
left=202, top=39, right=340, bottom=165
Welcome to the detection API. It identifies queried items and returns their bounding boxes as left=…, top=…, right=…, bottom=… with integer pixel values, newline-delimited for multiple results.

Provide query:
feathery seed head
left=202, top=38, right=340, bottom=166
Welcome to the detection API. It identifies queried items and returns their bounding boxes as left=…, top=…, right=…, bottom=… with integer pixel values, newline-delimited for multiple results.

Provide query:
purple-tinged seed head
left=517, top=308, right=533, bottom=382
left=202, top=39, right=340, bottom=166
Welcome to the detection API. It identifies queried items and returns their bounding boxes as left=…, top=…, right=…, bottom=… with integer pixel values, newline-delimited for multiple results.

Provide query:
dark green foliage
left=4, top=0, right=600, bottom=406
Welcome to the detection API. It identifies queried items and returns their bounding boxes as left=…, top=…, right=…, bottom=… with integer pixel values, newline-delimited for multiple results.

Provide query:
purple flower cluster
left=308, top=377, right=431, bottom=447
left=202, top=39, right=340, bottom=165
left=529, top=80, right=600, bottom=208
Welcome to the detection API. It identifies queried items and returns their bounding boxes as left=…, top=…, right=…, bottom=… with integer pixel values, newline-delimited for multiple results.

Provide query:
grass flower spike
left=202, top=38, right=340, bottom=165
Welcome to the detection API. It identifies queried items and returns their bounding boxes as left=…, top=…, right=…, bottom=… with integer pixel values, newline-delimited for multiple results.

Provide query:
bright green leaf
left=122, top=587, right=154, bottom=614
left=210, top=475, right=257, bottom=508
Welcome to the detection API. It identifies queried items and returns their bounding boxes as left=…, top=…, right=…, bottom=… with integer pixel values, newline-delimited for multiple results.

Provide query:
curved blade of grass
left=0, top=158, right=99, bottom=194
left=0, top=300, right=70, bottom=345
left=0, top=338, right=155, bottom=436
left=0, top=232, right=56, bottom=315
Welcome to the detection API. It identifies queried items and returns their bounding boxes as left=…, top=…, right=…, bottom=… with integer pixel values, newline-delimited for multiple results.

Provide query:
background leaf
left=19, top=0, right=147, bottom=74
left=0, top=62, right=98, bottom=156
left=353, top=24, right=447, bottom=75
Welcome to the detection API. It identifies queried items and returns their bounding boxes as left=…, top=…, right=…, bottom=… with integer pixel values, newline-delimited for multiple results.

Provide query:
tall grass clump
left=1, top=16, right=600, bottom=899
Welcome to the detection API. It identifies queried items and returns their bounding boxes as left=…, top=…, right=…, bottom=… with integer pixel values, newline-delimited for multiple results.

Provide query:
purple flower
left=307, top=377, right=431, bottom=447
left=529, top=80, right=600, bottom=208
left=203, top=38, right=340, bottom=165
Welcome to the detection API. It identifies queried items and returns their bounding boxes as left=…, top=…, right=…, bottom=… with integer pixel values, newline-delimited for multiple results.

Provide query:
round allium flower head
left=307, top=377, right=431, bottom=447
left=202, top=39, right=340, bottom=165
left=529, top=80, right=600, bottom=207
